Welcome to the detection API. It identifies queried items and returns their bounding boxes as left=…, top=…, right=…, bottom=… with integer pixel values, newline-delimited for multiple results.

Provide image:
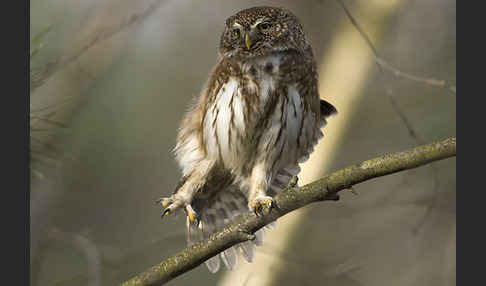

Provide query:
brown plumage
left=157, top=6, right=336, bottom=273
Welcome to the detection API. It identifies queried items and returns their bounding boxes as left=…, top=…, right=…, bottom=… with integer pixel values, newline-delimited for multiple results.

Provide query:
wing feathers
left=320, top=99, right=337, bottom=118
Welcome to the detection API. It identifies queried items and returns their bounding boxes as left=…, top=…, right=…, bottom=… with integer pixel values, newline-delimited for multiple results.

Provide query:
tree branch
left=121, top=137, right=456, bottom=286
left=335, top=0, right=456, bottom=95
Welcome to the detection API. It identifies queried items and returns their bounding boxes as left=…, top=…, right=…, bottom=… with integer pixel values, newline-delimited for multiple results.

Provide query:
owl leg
left=157, top=161, right=214, bottom=223
left=247, top=162, right=275, bottom=216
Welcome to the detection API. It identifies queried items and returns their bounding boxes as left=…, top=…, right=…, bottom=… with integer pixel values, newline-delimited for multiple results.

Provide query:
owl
left=157, top=6, right=336, bottom=273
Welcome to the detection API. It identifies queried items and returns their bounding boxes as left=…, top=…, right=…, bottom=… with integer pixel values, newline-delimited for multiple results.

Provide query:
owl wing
left=269, top=99, right=337, bottom=196
left=266, top=49, right=337, bottom=196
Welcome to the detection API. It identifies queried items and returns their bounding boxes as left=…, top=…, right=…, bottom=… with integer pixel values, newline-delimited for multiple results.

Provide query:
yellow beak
left=245, top=32, right=252, bottom=50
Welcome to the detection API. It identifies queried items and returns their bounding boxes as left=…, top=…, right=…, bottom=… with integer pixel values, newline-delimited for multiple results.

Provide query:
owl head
left=219, top=6, right=309, bottom=59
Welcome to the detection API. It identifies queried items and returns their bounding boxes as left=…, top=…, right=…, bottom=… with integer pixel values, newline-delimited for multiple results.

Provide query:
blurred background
left=30, top=0, right=456, bottom=285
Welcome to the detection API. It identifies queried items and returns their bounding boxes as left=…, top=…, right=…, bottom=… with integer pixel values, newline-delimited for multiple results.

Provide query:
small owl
left=158, top=6, right=336, bottom=272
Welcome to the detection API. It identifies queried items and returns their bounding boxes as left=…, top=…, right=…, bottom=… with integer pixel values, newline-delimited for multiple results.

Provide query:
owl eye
left=232, top=29, right=241, bottom=38
left=258, top=22, right=271, bottom=31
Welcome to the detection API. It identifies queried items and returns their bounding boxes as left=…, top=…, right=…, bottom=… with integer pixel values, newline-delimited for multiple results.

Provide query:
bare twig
left=121, top=137, right=456, bottom=286
left=335, top=0, right=456, bottom=94
left=388, top=95, right=421, bottom=142
left=336, top=0, right=453, bottom=233
left=389, top=93, right=441, bottom=234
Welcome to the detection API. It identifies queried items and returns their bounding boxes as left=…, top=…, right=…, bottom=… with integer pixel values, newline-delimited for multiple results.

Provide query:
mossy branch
left=121, top=137, right=456, bottom=286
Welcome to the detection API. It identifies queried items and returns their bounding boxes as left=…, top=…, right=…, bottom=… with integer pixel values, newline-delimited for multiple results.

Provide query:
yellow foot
left=185, top=205, right=198, bottom=224
left=288, top=176, right=299, bottom=188
left=249, top=196, right=276, bottom=216
left=155, top=196, right=198, bottom=222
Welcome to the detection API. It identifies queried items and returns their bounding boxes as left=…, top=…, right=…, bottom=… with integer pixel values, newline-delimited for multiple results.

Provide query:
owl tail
left=186, top=189, right=266, bottom=273
left=186, top=164, right=300, bottom=273
left=320, top=99, right=337, bottom=118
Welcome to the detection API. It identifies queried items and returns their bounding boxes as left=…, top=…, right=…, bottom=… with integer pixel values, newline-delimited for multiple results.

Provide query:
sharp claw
left=269, top=200, right=275, bottom=210
left=162, top=208, right=171, bottom=217
left=253, top=206, right=259, bottom=216
left=155, top=197, right=171, bottom=207
left=250, top=197, right=277, bottom=216
left=288, top=176, right=298, bottom=188
left=187, top=212, right=196, bottom=222
left=185, top=205, right=198, bottom=223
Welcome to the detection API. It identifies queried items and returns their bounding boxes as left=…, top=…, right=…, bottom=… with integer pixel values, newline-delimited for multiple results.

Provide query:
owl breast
left=202, top=55, right=318, bottom=177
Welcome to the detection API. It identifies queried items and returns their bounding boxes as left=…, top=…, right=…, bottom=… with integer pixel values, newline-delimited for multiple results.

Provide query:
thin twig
left=388, top=93, right=441, bottom=234
left=121, top=137, right=456, bottom=286
left=335, top=0, right=456, bottom=94
left=30, top=95, right=77, bottom=114
left=336, top=0, right=451, bottom=233
left=388, top=95, right=421, bottom=142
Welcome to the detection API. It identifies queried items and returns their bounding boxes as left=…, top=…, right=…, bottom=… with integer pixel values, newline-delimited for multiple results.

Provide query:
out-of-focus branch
left=33, top=228, right=102, bottom=286
left=30, top=0, right=167, bottom=174
left=48, top=229, right=102, bottom=286
left=59, top=0, right=163, bottom=69
left=30, top=1, right=169, bottom=283
left=336, top=0, right=454, bottom=234
left=30, top=0, right=166, bottom=94
left=335, top=0, right=456, bottom=94
left=53, top=232, right=187, bottom=286
left=121, top=137, right=456, bottom=286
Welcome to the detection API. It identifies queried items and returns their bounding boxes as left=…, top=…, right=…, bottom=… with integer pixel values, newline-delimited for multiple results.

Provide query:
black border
left=6, top=0, right=31, bottom=284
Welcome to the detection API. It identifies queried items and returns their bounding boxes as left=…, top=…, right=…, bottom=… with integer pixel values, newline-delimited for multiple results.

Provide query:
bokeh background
left=30, top=0, right=456, bottom=285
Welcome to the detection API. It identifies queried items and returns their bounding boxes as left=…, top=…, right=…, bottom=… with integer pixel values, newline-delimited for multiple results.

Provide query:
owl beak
left=245, top=32, right=253, bottom=50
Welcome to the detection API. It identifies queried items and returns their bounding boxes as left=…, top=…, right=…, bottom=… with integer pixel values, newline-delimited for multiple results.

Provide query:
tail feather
left=214, top=196, right=241, bottom=270
left=253, top=229, right=265, bottom=246
left=220, top=245, right=239, bottom=270
left=187, top=185, right=280, bottom=272
left=205, top=255, right=221, bottom=273
left=187, top=212, right=221, bottom=273
left=320, top=99, right=337, bottom=118
left=265, top=221, right=277, bottom=230
left=185, top=166, right=307, bottom=272
left=238, top=240, right=254, bottom=262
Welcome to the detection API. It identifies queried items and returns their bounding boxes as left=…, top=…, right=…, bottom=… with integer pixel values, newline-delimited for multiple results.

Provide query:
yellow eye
left=258, top=23, right=271, bottom=31
left=233, top=29, right=240, bottom=38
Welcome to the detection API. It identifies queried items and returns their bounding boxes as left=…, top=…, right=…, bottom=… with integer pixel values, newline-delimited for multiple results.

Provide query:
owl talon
left=288, top=176, right=299, bottom=188
left=253, top=207, right=260, bottom=217
left=157, top=195, right=198, bottom=222
left=249, top=196, right=275, bottom=216
left=269, top=200, right=277, bottom=210
left=156, top=197, right=173, bottom=207
left=162, top=208, right=172, bottom=217
left=185, top=205, right=198, bottom=223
